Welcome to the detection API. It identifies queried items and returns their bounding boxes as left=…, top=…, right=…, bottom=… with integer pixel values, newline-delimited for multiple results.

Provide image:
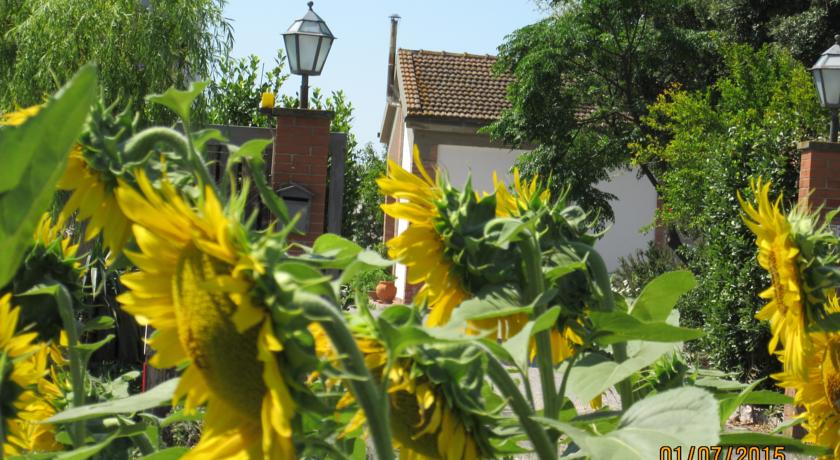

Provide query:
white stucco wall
left=393, top=127, right=414, bottom=301
left=595, top=168, right=657, bottom=271
left=437, top=144, right=526, bottom=195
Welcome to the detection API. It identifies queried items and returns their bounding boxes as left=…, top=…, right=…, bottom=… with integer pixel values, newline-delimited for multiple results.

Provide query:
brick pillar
left=787, top=141, right=840, bottom=439
left=798, top=142, right=840, bottom=224
left=267, top=108, right=334, bottom=247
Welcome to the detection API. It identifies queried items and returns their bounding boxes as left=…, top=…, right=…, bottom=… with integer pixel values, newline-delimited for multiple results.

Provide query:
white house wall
left=594, top=168, right=657, bottom=271
left=437, top=144, right=526, bottom=195
left=393, top=126, right=414, bottom=301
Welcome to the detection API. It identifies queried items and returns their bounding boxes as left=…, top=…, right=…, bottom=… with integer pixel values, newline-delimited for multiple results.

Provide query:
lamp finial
left=308, top=1, right=314, bottom=9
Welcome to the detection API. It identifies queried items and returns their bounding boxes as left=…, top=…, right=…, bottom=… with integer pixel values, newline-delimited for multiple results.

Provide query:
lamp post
left=283, top=1, right=335, bottom=109
left=810, top=35, right=840, bottom=142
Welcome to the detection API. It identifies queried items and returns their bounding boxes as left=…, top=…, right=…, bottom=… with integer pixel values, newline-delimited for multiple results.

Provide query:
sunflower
left=493, top=169, right=550, bottom=218
left=739, top=178, right=809, bottom=377
left=378, top=148, right=470, bottom=326
left=0, top=293, right=53, bottom=457
left=4, top=347, right=64, bottom=456
left=56, top=147, right=131, bottom=258
left=34, top=213, right=79, bottom=259
left=115, top=171, right=296, bottom=459
left=490, top=171, right=582, bottom=364
left=1, top=104, right=131, bottom=260
left=311, top=324, right=484, bottom=459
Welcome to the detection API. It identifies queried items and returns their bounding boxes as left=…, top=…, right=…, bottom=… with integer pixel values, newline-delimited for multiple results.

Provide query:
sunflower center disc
left=174, top=246, right=265, bottom=419
left=767, top=251, right=787, bottom=315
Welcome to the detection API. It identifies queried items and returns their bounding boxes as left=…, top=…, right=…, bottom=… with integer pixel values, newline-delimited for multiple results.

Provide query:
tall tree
left=0, top=0, right=232, bottom=122
left=695, top=0, right=840, bottom=64
left=489, top=0, right=720, bottom=226
left=635, top=44, right=825, bottom=378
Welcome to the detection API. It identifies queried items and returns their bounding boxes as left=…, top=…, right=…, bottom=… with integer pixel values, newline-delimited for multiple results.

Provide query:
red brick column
left=787, top=141, right=840, bottom=439
left=798, top=142, right=840, bottom=223
left=268, top=108, right=334, bottom=247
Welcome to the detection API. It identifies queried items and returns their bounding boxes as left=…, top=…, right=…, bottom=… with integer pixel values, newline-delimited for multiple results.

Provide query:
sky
left=223, top=1, right=545, bottom=147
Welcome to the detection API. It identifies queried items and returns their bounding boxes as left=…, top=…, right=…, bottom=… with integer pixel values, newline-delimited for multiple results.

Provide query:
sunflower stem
left=54, top=283, right=86, bottom=447
left=517, top=235, right=559, bottom=423
left=556, top=352, right=577, bottom=404
left=569, top=242, right=634, bottom=410
left=123, top=127, right=219, bottom=199
left=486, top=353, right=557, bottom=460
left=295, top=291, right=394, bottom=460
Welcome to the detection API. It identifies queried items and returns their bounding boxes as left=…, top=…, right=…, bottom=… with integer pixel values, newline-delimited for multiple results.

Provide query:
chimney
left=387, top=14, right=400, bottom=100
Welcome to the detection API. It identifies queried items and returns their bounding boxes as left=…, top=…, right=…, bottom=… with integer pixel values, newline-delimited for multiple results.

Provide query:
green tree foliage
left=0, top=0, right=232, bottom=122
left=695, top=0, right=840, bottom=64
left=634, top=43, right=826, bottom=378
left=341, top=144, right=386, bottom=249
left=205, top=51, right=288, bottom=127
left=488, top=0, right=720, bottom=224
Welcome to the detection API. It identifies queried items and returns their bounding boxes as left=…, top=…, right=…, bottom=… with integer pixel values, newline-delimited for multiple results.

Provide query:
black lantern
left=811, top=35, right=840, bottom=141
left=283, top=1, right=335, bottom=109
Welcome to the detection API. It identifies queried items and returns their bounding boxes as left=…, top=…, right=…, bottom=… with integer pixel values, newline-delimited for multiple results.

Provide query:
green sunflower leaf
left=630, top=270, right=696, bottom=322
left=559, top=341, right=677, bottom=403
left=718, top=432, right=831, bottom=456
left=47, top=378, right=180, bottom=423
left=537, top=387, right=719, bottom=460
left=146, top=81, right=209, bottom=123
left=0, top=65, right=96, bottom=288
left=590, top=310, right=704, bottom=345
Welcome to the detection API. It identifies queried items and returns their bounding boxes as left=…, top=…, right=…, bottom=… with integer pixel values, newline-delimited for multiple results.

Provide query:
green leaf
left=311, top=234, right=364, bottom=269
left=81, top=315, right=116, bottom=333
left=228, top=138, right=272, bottom=165
left=0, top=65, right=96, bottom=287
left=539, top=387, right=719, bottom=460
left=741, top=390, right=791, bottom=405
left=590, top=310, right=704, bottom=345
left=339, top=250, right=393, bottom=284
left=717, top=378, right=763, bottom=426
left=718, top=432, right=831, bottom=456
left=561, top=342, right=676, bottom=402
left=141, top=447, right=189, bottom=460
left=809, top=313, right=840, bottom=333
left=501, top=307, right=562, bottom=370
left=146, top=81, right=209, bottom=123
left=47, top=378, right=180, bottom=423
left=191, top=129, right=227, bottom=153
left=630, top=271, right=696, bottom=322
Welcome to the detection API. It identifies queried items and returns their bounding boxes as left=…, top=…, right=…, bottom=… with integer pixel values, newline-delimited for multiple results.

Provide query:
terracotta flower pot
left=375, top=280, right=397, bottom=304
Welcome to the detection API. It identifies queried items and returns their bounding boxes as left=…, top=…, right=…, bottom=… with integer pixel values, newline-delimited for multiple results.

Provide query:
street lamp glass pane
left=823, top=68, right=840, bottom=107
left=284, top=35, right=299, bottom=74
left=814, top=69, right=827, bottom=106
left=297, top=34, right=321, bottom=73
left=315, top=37, right=333, bottom=74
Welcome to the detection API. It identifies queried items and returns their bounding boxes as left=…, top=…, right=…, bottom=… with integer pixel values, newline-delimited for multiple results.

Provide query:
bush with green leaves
left=634, top=42, right=827, bottom=378
left=612, top=242, right=684, bottom=298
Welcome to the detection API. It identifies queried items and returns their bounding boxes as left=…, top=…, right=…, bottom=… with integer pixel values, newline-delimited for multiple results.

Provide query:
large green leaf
left=717, top=379, right=762, bottom=426
left=47, top=378, right=180, bottom=423
left=718, top=432, right=831, bottom=456
left=311, top=233, right=363, bottom=269
left=590, top=310, right=704, bottom=345
left=561, top=341, right=676, bottom=403
left=0, top=65, right=96, bottom=287
left=540, top=387, right=719, bottom=460
left=630, top=271, right=696, bottom=322
left=146, top=81, right=208, bottom=123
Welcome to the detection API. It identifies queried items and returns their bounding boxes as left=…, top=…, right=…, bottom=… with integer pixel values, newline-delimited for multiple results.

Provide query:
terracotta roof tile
left=397, top=49, right=514, bottom=122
